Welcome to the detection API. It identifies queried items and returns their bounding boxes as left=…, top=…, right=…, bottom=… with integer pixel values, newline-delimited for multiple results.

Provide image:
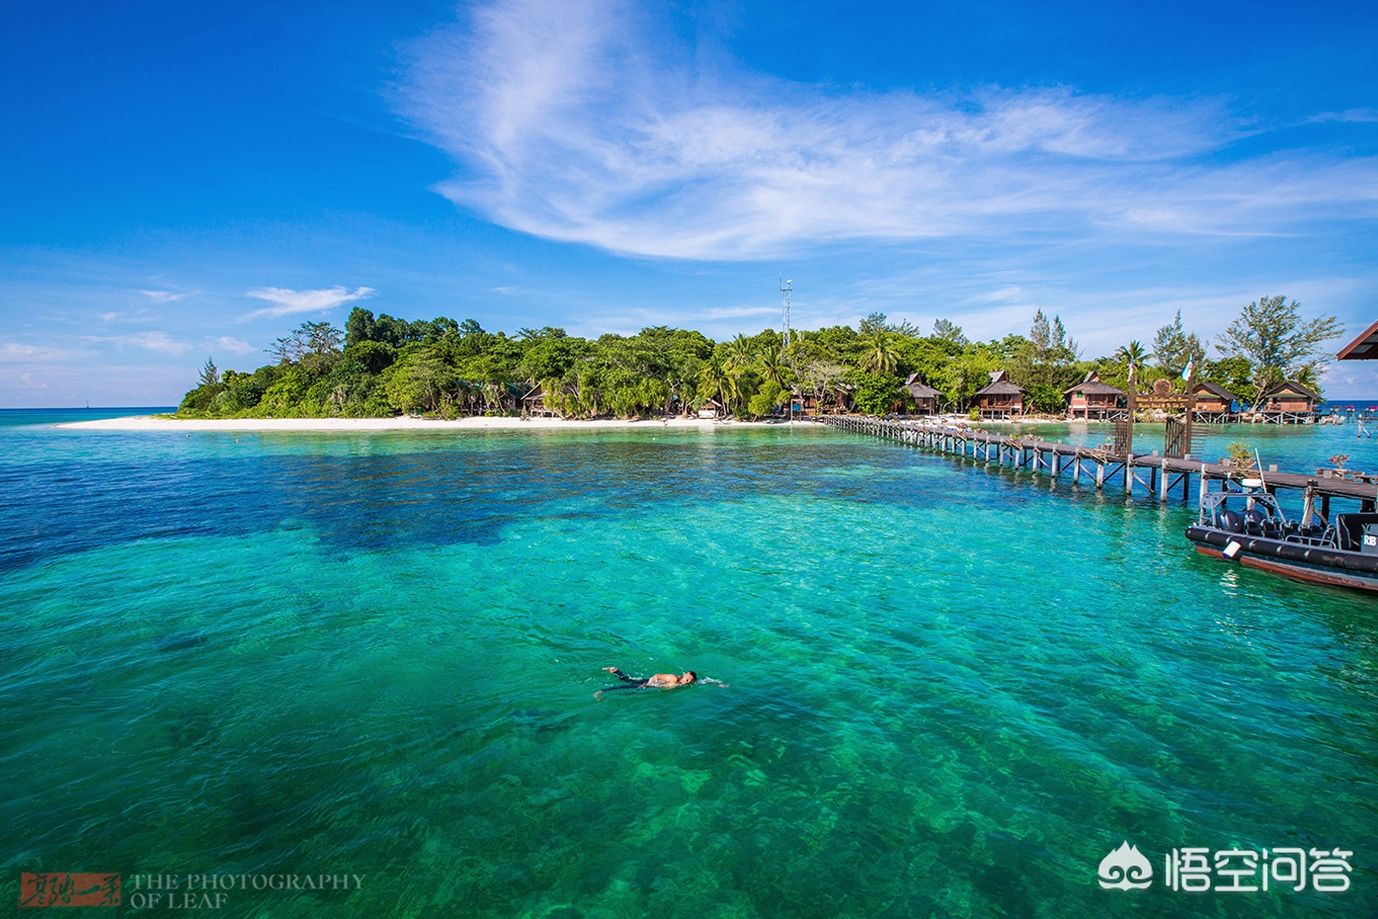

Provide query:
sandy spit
left=57, top=415, right=806, bottom=432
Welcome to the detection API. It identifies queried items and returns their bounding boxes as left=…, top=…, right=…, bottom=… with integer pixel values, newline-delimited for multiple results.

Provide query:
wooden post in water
left=1126, top=453, right=1134, bottom=495
left=1096, top=460, right=1105, bottom=489
left=1198, top=464, right=1208, bottom=506
left=1184, top=365, right=1197, bottom=459
left=1159, top=457, right=1169, bottom=503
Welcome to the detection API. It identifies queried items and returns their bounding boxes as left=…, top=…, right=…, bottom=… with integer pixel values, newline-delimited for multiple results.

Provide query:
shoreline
left=56, top=414, right=812, bottom=432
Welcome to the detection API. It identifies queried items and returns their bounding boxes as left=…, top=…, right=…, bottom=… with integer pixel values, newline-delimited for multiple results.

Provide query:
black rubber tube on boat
left=1185, top=526, right=1378, bottom=574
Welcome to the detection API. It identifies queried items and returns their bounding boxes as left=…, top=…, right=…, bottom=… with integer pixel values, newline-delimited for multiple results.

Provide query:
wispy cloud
left=214, top=336, right=257, bottom=354
left=244, top=286, right=375, bottom=320
left=20, top=372, right=45, bottom=389
left=0, top=342, right=80, bottom=362
left=1306, top=108, right=1378, bottom=124
left=89, top=332, right=193, bottom=355
left=398, top=0, right=1378, bottom=260
left=136, top=289, right=189, bottom=303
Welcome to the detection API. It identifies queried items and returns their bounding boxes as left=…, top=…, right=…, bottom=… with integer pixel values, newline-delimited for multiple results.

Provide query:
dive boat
left=1185, top=479, right=1378, bottom=594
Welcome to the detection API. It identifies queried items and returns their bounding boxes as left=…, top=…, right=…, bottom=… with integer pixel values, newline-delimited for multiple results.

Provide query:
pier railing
left=814, top=414, right=1378, bottom=516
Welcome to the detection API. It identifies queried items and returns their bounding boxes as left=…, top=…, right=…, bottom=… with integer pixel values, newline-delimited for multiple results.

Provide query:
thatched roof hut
left=975, top=370, right=1025, bottom=418
left=904, top=373, right=941, bottom=414
left=1062, top=370, right=1125, bottom=419
left=1261, top=380, right=1320, bottom=413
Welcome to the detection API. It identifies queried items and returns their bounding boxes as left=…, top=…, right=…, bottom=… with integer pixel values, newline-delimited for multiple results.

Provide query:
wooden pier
left=815, top=415, right=1378, bottom=514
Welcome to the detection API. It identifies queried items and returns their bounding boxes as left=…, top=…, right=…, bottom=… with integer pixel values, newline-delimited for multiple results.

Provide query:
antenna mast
left=779, top=277, right=793, bottom=349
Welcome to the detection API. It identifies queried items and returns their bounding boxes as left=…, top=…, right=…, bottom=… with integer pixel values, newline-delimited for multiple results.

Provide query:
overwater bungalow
left=1062, top=371, right=1126, bottom=420
left=1190, top=381, right=1240, bottom=421
left=975, top=371, right=1025, bottom=419
left=904, top=374, right=941, bottom=415
left=1259, top=381, right=1320, bottom=421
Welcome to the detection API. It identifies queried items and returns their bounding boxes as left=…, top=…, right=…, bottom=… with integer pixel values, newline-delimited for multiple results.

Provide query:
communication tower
left=779, top=277, right=793, bottom=349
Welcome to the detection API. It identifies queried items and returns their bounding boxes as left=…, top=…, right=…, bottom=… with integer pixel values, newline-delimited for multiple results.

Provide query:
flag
left=1182, top=359, right=1194, bottom=381
left=1127, top=359, right=1136, bottom=383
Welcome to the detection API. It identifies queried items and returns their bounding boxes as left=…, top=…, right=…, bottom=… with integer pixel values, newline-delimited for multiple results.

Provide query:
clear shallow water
left=1, top=411, right=1375, bottom=918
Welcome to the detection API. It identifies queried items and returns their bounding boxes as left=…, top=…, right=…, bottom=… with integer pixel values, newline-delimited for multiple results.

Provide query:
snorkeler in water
left=594, top=666, right=725, bottom=699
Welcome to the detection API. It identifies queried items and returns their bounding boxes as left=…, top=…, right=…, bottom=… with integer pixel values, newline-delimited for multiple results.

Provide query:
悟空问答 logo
left=1099, top=841, right=1153, bottom=890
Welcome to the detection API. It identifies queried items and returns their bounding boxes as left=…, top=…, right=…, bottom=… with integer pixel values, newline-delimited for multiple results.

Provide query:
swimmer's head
left=684, top=671, right=698, bottom=684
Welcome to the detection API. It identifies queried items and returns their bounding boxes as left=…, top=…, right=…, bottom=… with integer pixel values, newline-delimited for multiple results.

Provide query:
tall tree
left=858, top=312, right=889, bottom=335
left=344, top=307, right=376, bottom=349
left=932, top=319, right=968, bottom=346
left=1216, top=296, right=1342, bottom=404
left=301, top=321, right=344, bottom=356
left=198, top=356, right=219, bottom=386
left=1020, top=310, right=1078, bottom=387
left=1152, top=311, right=1205, bottom=379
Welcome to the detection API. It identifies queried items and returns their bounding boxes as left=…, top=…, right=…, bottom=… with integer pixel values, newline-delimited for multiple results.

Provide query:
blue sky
left=3, top=0, right=1377, bottom=405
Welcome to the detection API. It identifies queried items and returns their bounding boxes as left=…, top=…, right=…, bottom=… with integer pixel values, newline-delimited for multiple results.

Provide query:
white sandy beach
left=58, top=414, right=805, bottom=432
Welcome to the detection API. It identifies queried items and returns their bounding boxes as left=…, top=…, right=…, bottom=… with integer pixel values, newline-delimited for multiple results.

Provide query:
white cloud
left=0, top=342, right=78, bottom=362
left=91, top=332, right=193, bottom=355
left=214, top=336, right=257, bottom=354
left=244, top=286, right=375, bottom=319
left=136, top=289, right=188, bottom=303
left=20, top=372, right=45, bottom=389
left=397, top=0, right=1378, bottom=260
left=1306, top=108, right=1378, bottom=125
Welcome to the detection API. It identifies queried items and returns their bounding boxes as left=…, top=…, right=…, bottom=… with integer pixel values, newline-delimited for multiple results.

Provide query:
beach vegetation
left=1216, top=296, right=1342, bottom=405
left=1152, top=311, right=1206, bottom=381
left=176, top=299, right=1340, bottom=422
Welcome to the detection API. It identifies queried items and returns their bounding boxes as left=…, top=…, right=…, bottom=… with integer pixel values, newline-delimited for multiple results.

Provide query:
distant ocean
left=1, top=407, right=1374, bottom=917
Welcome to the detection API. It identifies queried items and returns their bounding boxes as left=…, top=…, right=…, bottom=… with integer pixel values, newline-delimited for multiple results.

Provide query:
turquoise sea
left=1, top=409, right=1375, bottom=918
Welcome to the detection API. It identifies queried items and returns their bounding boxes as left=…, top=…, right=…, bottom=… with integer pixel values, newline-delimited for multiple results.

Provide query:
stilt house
left=904, top=374, right=941, bottom=415
left=975, top=371, right=1025, bottom=419
left=1062, top=371, right=1126, bottom=420
left=1260, top=381, right=1320, bottom=418
left=1189, top=381, right=1239, bottom=419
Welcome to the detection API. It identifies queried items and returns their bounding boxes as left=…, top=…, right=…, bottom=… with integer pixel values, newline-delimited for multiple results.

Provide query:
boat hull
left=1185, top=525, right=1378, bottom=594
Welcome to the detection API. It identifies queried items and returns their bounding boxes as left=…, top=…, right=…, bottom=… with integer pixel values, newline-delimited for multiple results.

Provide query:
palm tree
left=723, top=334, right=757, bottom=374
left=1113, top=340, right=1149, bottom=366
left=698, top=357, right=733, bottom=415
left=860, top=331, right=898, bottom=374
left=756, top=344, right=787, bottom=388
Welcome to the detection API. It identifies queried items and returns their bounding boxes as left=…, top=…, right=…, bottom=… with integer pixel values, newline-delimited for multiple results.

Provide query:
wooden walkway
left=815, top=415, right=1378, bottom=513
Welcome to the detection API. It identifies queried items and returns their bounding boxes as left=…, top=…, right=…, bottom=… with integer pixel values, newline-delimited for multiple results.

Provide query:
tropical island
left=174, top=296, right=1340, bottom=423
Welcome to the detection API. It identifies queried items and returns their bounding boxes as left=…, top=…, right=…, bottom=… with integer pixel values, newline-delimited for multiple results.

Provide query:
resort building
left=1062, top=370, right=1126, bottom=420
left=1190, top=381, right=1240, bottom=420
left=1259, top=381, right=1320, bottom=419
left=697, top=399, right=723, bottom=419
left=521, top=385, right=554, bottom=417
left=975, top=370, right=1025, bottom=419
left=904, top=374, right=941, bottom=415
